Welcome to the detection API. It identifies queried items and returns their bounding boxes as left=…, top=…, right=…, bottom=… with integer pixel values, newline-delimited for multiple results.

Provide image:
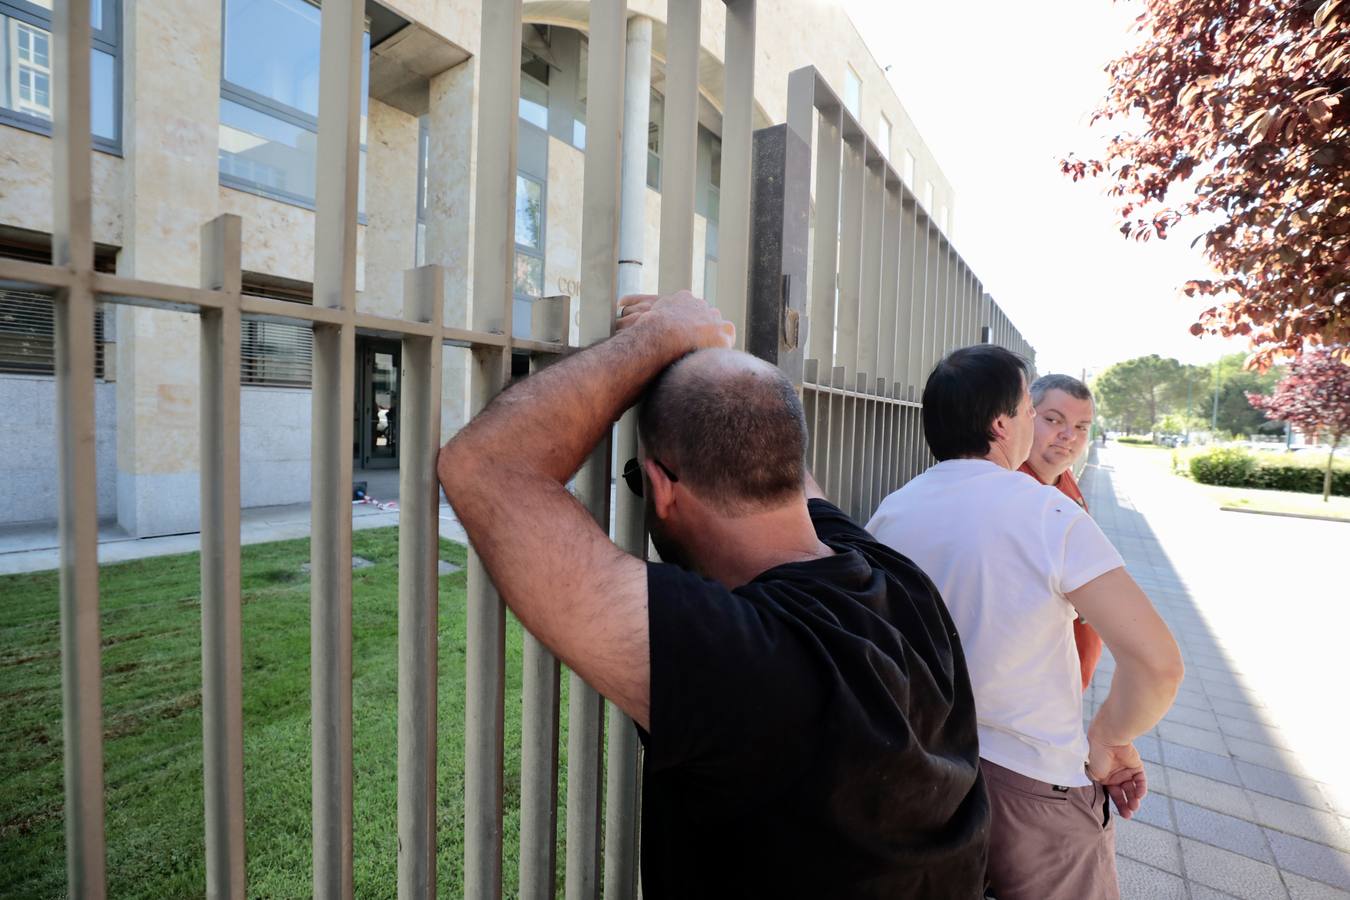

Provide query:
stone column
left=115, top=0, right=222, bottom=536
left=426, top=58, right=477, bottom=440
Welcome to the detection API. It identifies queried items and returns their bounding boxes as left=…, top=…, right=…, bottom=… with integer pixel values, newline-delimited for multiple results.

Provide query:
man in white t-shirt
left=866, top=345, right=1183, bottom=900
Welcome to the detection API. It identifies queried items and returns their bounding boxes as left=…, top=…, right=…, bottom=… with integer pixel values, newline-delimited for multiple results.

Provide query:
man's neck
left=982, top=444, right=1021, bottom=471
left=1024, top=457, right=1064, bottom=486
left=692, top=501, right=834, bottom=589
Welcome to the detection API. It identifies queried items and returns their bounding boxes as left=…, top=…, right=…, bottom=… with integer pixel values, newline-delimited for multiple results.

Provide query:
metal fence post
left=199, top=214, right=246, bottom=900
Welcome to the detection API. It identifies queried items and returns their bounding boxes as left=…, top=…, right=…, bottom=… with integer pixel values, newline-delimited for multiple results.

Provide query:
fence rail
left=9, top=2, right=1032, bottom=898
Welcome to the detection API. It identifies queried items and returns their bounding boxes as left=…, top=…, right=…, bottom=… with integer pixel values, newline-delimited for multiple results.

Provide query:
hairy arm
left=437, top=292, right=732, bottom=730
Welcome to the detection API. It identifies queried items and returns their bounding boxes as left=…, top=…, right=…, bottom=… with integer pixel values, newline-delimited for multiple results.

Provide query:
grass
left=1110, top=443, right=1350, bottom=522
left=0, top=528, right=568, bottom=898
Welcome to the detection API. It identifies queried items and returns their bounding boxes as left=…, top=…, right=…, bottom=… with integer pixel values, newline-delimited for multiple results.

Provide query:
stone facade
left=0, top=0, right=957, bottom=534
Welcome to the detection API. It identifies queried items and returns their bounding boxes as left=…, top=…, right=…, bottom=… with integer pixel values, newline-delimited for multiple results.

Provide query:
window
left=843, top=65, right=861, bottom=119
left=415, top=115, right=428, bottom=266
left=877, top=113, right=891, bottom=160
left=219, top=0, right=369, bottom=212
left=0, top=237, right=116, bottom=378
left=519, top=47, right=548, bottom=129
left=939, top=206, right=948, bottom=233
left=241, top=274, right=314, bottom=388
left=924, top=180, right=935, bottom=213
left=572, top=39, right=586, bottom=150
left=647, top=89, right=662, bottom=190
left=902, top=150, right=915, bottom=189
left=0, top=0, right=120, bottom=150
left=513, top=173, right=544, bottom=301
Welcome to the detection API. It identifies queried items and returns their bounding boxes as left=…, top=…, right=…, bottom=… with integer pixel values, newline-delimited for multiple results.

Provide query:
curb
left=1219, top=505, right=1350, bottom=524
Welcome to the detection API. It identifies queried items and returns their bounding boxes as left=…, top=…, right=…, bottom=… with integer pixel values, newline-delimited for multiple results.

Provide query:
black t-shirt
left=638, top=499, right=989, bottom=899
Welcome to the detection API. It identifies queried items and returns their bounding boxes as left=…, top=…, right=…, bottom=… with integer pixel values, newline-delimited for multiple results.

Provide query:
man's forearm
left=442, top=319, right=689, bottom=486
left=1089, top=662, right=1180, bottom=746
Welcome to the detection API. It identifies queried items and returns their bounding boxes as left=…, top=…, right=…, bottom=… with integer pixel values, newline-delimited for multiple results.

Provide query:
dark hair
left=921, top=345, right=1029, bottom=461
left=1030, top=373, right=1093, bottom=407
left=637, top=351, right=807, bottom=514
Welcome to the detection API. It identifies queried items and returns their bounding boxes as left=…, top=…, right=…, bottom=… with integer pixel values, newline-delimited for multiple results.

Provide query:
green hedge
left=1189, top=448, right=1350, bottom=496
left=1117, top=436, right=1154, bottom=445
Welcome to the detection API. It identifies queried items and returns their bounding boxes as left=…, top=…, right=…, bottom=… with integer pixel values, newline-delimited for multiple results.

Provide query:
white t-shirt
left=865, top=459, right=1123, bottom=786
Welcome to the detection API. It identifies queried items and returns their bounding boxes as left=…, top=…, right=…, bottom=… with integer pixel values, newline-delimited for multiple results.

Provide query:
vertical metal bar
left=809, top=106, right=842, bottom=369
left=518, top=621, right=561, bottom=900
left=717, top=0, right=755, bottom=338
left=465, top=1, right=522, bottom=897
left=658, top=0, right=701, bottom=292
left=907, top=213, right=930, bottom=404
left=894, top=198, right=918, bottom=399
left=802, top=359, right=820, bottom=471
left=200, top=215, right=246, bottom=900
left=599, top=14, right=653, bottom=900
left=850, top=373, right=867, bottom=520
left=923, top=222, right=942, bottom=380
left=565, top=3, right=627, bottom=897
left=51, top=1, right=104, bottom=894
left=826, top=365, right=846, bottom=502
left=310, top=0, right=364, bottom=893
left=835, top=136, right=864, bottom=378
left=857, top=159, right=883, bottom=380
left=877, top=186, right=901, bottom=392
left=397, top=267, right=445, bottom=900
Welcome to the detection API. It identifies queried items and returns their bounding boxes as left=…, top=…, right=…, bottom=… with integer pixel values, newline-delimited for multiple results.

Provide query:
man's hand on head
left=616, top=290, right=736, bottom=351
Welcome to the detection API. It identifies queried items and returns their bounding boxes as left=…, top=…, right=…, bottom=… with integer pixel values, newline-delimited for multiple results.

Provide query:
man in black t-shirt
left=439, top=290, right=989, bottom=898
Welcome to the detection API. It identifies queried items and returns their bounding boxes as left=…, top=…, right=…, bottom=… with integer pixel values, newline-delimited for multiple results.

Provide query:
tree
left=1209, top=352, right=1281, bottom=436
left=1062, top=0, right=1350, bottom=367
left=1093, top=354, right=1202, bottom=434
left=1248, top=350, right=1350, bottom=500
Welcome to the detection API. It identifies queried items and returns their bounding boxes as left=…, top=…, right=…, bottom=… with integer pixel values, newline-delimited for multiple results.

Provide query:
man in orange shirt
left=1019, top=374, right=1100, bottom=690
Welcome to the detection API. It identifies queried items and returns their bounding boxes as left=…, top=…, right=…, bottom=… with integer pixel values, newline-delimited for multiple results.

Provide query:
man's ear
left=989, top=413, right=1011, bottom=443
left=645, top=458, right=677, bottom=520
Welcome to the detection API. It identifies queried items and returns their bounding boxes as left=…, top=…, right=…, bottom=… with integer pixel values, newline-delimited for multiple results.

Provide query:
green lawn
left=1110, top=443, right=1350, bottom=522
left=0, top=528, right=569, bottom=898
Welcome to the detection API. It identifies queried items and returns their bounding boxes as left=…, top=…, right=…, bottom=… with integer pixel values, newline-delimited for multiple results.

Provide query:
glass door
left=357, top=339, right=400, bottom=469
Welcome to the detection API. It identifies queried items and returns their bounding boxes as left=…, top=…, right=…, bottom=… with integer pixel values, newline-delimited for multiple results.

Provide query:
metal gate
left=0, top=1, right=1031, bottom=898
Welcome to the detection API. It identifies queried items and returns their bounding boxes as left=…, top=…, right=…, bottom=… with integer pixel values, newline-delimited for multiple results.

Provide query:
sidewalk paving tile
left=1162, top=767, right=1256, bottom=819
left=1116, top=817, right=1184, bottom=874
left=1218, top=714, right=1293, bottom=749
left=1284, top=872, right=1350, bottom=899
left=1249, top=792, right=1350, bottom=853
left=1180, top=838, right=1289, bottom=899
left=1171, top=798, right=1274, bottom=862
left=1130, top=793, right=1173, bottom=830
left=1228, top=735, right=1313, bottom=777
left=1239, top=761, right=1337, bottom=812
left=1158, top=720, right=1230, bottom=755
left=1264, top=830, right=1350, bottom=891
left=1117, top=856, right=1187, bottom=899
left=1162, top=703, right=1222, bottom=732
left=1161, top=741, right=1243, bottom=785
left=1191, top=887, right=1244, bottom=900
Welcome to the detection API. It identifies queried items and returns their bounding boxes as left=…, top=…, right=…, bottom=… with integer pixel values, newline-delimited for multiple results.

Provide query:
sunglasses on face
left=622, top=457, right=679, bottom=498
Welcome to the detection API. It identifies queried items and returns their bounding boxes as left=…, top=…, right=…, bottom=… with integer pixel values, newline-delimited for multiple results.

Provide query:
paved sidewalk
left=1081, top=445, right=1350, bottom=899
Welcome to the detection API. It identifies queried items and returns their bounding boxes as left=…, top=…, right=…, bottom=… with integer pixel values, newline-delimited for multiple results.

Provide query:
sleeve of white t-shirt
left=1057, top=510, right=1125, bottom=594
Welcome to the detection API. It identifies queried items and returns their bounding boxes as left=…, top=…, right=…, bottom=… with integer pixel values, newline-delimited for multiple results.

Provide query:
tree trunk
left=1325, top=432, right=1343, bottom=503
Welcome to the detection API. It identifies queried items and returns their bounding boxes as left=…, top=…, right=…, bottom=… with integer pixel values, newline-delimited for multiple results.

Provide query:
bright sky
left=839, top=0, right=1249, bottom=380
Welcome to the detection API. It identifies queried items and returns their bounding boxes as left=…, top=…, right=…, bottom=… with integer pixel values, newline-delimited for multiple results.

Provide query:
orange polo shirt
left=1018, top=461, right=1102, bottom=692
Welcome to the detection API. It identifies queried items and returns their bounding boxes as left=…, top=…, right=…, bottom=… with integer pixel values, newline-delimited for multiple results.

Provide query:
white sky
left=839, top=0, right=1249, bottom=379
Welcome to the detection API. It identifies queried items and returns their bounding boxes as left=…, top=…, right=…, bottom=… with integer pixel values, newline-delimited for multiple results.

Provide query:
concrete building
left=0, top=0, right=960, bottom=537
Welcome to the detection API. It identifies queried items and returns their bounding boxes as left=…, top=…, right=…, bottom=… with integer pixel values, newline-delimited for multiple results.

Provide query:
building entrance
left=355, top=337, right=400, bottom=470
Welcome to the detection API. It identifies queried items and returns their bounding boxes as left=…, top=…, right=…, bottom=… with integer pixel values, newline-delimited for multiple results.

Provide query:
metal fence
left=747, top=66, right=1034, bottom=525
left=2, top=1, right=1030, bottom=898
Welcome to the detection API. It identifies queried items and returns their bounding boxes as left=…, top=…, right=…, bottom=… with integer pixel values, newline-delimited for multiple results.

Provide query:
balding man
left=438, top=290, right=989, bottom=898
